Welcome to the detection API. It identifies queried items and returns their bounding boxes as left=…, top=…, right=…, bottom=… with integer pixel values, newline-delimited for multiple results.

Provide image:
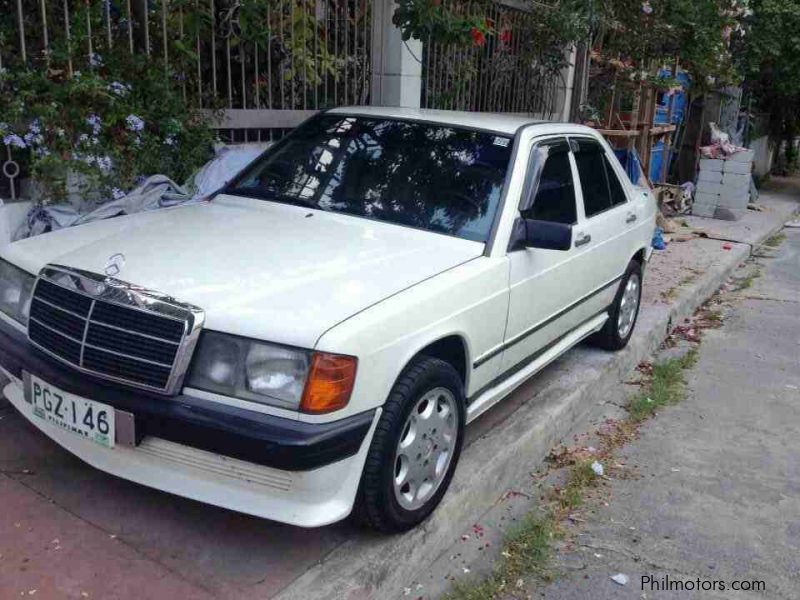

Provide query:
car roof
left=325, top=106, right=545, bottom=135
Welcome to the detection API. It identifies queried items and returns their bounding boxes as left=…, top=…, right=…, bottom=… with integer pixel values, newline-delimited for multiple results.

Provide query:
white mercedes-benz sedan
left=0, top=107, right=655, bottom=531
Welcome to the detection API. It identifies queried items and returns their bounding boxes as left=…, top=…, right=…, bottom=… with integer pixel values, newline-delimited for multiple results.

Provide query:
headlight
left=186, top=331, right=357, bottom=413
left=0, top=259, right=35, bottom=325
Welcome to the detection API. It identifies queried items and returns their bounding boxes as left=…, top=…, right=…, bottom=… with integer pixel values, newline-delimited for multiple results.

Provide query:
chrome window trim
left=27, top=264, right=205, bottom=395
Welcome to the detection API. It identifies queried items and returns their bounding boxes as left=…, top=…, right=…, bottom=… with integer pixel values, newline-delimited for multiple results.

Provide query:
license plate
left=25, top=374, right=115, bottom=448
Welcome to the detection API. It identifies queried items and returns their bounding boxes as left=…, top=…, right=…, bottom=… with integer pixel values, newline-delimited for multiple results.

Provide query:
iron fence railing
left=1, top=0, right=372, bottom=118
left=421, top=1, right=564, bottom=118
left=0, top=0, right=373, bottom=197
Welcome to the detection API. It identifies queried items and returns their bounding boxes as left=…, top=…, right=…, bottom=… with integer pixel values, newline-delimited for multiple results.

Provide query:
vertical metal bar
left=86, top=1, right=93, bottom=60
left=353, top=0, right=359, bottom=106
left=343, top=0, right=348, bottom=105
left=240, top=42, right=246, bottom=108
left=106, top=0, right=113, bottom=48
left=226, top=37, right=232, bottom=107
left=363, top=0, right=368, bottom=104
left=142, top=0, right=150, bottom=54
left=254, top=42, right=260, bottom=108
left=302, top=0, right=307, bottom=110
left=179, top=7, right=186, bottom=101
left=290, top=0, right=296, bottom=108
left=195, top=0, right=202, bottom=105
left=313, top=0, right=319, bottom=109
left=127, top=0, right=134, bottom=52
left=162, top=0, right=169, bottom=70
left=211, top=0, right=217, bottom=97
left=267, top=4, right=273, bottom=108
left=40, top=0, right=49, bottom=57
left=333, top=0, right=338, bottom=106
left=323, top=0, right=329, bottom=105
left=64, top=0, right=73, bottom=77
left=16, top=0, right=26, bottom=64
left=279, top=0, right=285, bottom=109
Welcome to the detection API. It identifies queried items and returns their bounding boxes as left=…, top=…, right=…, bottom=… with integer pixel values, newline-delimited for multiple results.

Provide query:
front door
left=501, top=137, right=596, bottom=375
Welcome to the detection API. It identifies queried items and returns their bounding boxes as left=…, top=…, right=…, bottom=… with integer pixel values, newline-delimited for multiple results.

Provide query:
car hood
left=5, top=194, right=484, bottom=348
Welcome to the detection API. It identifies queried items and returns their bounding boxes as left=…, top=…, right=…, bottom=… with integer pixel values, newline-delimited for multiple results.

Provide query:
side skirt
left=465, top=310, right=609, bottom=424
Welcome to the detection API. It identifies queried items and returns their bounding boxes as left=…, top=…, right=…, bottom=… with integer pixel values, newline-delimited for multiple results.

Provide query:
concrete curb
left=275, top=206, right=795, bottom=600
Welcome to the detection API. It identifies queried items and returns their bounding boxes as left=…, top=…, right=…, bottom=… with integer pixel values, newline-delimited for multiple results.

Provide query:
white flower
left=96, top=155, right=113, bottom=171
left=88, top=52, right=104, bottom=68
left=29, top=118, right=42, bottom=135
left=73, top=71, right=82, bottom=78
left=56, top=128, right=65, bottom=137
left=78, top=133, right=89, bottom=144
left=23, top=132, right=44, bottom=146
left=164, top=135, right=176, bottom=146
left=86, top=114, right=102, bottom=136
left=125, top=114, right=145, bottom=132
left=108, top=81, right=131, bottom=97
left=3, top=134, right=26, bottom=149
left=34, top=147, right=51, bottom=158
left=111, top=187, right=126, bottom=200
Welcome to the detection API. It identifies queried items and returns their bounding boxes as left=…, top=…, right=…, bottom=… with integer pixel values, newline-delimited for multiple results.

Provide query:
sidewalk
left=534, top=217, right=800, bottom=599
left=0, top=180, right=797, bottom=600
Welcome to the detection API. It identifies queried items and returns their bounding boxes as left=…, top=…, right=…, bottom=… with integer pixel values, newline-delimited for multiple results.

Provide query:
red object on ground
left=723, top=243, right=733, bottom=250
left=500, top=29, right=512, bottom=44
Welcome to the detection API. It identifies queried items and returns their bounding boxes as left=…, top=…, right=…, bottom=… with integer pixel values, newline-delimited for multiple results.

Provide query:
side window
left=604, top=156, right=628, bottom=207
left=523, top=145, right=577, bottom=225
left=574, top=140, right=612, bottom=218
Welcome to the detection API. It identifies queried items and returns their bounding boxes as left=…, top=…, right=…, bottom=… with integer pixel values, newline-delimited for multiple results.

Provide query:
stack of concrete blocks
left=693, top=149, right=755, bottom=221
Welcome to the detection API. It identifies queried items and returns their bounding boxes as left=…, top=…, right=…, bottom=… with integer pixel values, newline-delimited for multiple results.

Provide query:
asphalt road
left=535, top=227, right=800, bottom=599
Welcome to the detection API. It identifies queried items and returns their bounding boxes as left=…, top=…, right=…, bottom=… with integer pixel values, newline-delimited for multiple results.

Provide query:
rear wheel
left=355, top=356, right=465, bottom=532
left=591, top=260, right=643, bottom=351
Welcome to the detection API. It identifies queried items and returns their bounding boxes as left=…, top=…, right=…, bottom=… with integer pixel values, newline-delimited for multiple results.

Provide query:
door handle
left=626, top=213, right=638, bottom=224
left=574, top=233, right=592, bottom=247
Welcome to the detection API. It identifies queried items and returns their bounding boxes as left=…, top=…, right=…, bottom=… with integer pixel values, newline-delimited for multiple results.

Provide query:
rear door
left=569, top=137, right=635, bottom=305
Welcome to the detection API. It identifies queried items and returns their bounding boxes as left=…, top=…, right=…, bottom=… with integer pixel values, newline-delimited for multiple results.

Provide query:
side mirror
left=511, top=218, right=573, bottom=251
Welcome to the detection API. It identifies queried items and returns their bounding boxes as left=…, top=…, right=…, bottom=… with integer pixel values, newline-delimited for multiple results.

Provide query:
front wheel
left=355, top=356, right=465, bottom=532
left=590, top=260, right=643, bottom=351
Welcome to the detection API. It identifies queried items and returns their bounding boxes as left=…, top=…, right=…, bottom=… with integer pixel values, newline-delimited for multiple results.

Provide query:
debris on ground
left=610, top=573, right=630, bottom=586
left=591, top=462, right=605, bottom=477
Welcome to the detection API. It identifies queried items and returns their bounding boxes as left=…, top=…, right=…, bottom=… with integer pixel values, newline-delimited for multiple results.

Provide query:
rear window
left=229, top=115, right=513, bottom=242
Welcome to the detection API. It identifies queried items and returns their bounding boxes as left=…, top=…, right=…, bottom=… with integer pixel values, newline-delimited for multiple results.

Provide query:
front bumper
left=0, top=317, right=379, bottom=527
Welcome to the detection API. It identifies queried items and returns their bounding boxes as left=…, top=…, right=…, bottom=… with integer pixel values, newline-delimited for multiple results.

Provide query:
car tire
left=355, top=356, right=466, bottom=533
left=590, top=259, right=643, bottom=351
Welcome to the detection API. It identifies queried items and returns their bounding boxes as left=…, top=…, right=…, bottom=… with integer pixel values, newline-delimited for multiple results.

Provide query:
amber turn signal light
left=300, top=352, right=358, bottom=414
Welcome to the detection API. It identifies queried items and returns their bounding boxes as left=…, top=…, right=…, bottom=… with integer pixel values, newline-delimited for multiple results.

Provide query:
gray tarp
left=13, top=142, right=270, bottom=241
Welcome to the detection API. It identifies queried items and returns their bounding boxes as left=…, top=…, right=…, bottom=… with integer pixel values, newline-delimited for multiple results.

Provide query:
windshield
left=228, top=115, right=513, bottom=242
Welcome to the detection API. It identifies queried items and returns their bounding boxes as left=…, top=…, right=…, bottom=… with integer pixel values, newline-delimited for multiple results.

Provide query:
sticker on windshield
left=493, top=137, right=510, bottom=148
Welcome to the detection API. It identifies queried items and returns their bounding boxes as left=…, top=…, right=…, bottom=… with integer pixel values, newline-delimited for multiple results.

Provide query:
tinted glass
left=574, top=141, right=612, bottom=217
left=604, top=156, right=628, bottom=207
left=229, top=115, right=513, bottom=242
left=525, top=151, right=576, bottom=225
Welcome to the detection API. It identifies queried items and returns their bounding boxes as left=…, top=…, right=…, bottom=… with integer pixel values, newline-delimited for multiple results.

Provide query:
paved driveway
left=0, top=400, right=354, bottom=599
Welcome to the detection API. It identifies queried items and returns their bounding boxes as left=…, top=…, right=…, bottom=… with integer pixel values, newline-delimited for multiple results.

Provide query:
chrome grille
left=27, top=265, right=204, bottom=394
